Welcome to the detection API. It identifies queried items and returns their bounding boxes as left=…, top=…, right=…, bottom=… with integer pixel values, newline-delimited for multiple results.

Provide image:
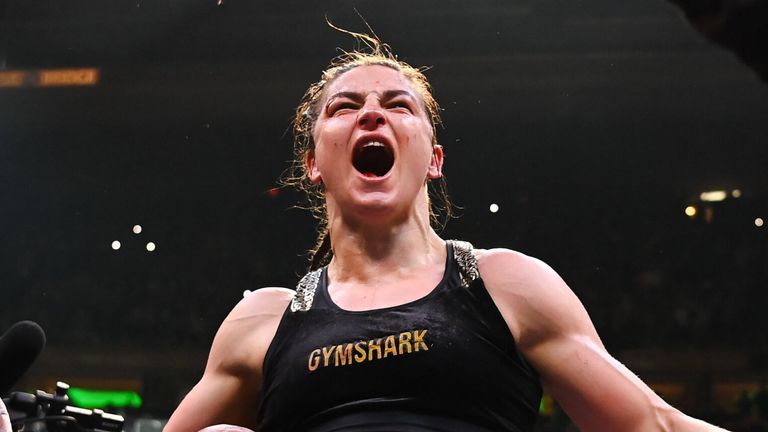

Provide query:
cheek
left=317, top=142, right=346, bottom=169
left=399, top=118, right=434, bottom=159
left=315, top=145, right=337, bottom=169
left=314, top=142, right=347, bottom=174
left=315, top=118, right=351, bottom=148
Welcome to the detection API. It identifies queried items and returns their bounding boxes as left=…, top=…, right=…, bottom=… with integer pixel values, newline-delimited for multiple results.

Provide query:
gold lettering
left=354, top=341, right=367, bottom=363
left=368, top=338, right=382, bottom=361
left=383, top=335, right=398, bottom=358
left=311, top=330, right=429, bottom=370
left=308, top=349, right=321, bottom=371
left=398, top=331, right=413, bottom=355
left=322, top=346, right=334, bottom=367
left=334, top=343, right=353, bottom=366
left=413, top=330, right=429, bottom=352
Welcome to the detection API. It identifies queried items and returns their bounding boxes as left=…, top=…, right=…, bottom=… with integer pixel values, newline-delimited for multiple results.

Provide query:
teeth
left=362, top=141, right=385, bottom=148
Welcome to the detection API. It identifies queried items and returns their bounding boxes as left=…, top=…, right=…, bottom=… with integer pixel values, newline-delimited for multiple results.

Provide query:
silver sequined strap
left=290, top=268, right=322, bottom=312
left=447, top=239, right=480, bottom=287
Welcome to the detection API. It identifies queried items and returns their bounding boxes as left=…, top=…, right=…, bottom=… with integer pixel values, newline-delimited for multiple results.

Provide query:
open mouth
left=352, top=141, right=395, bottom=178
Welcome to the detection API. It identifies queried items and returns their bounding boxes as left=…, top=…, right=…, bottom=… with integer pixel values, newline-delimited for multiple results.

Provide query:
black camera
left=2, top=382, right=124, bottom=432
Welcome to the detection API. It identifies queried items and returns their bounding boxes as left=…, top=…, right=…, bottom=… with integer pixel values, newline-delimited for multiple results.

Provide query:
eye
left=327, top=101, right=358, bottom=115
left=388, top=99, right=413, bottom=112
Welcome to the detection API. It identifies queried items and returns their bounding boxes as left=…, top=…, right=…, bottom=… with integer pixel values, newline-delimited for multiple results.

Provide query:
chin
left=344, top=196, right=404, bottom=223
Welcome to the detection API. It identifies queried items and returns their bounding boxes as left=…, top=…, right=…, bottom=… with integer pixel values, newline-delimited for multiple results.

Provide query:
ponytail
left=309, top=228, right=332, bottom=271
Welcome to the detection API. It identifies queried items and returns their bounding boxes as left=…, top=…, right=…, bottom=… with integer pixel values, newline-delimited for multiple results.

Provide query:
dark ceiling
left=1, top=0, right=767, bottom=403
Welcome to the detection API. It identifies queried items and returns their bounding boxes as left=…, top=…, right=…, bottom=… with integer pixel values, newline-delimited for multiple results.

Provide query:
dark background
left=1, top=0, right=767, bottom=429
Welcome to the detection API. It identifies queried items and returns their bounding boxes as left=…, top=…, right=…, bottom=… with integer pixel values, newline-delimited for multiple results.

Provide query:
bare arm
left=479, top=249, right=729, bottom=432
left=165, top=288, right=294, bottom=432
left=0, top=398, right=11, bottom=432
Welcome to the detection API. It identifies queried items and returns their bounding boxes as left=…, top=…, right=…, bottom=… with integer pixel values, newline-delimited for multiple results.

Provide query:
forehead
left=322, top=65, right=419, bottom=100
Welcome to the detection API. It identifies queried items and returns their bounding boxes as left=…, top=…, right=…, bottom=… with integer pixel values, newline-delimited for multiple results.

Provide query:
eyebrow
left=326, top=89, right=417, bottom=105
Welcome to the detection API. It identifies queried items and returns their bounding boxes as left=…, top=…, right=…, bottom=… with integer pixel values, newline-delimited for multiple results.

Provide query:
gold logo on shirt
left=307, top=329, right=429, bottom=371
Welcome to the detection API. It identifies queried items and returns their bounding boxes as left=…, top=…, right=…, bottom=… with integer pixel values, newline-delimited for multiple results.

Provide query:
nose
left=357, top=105, right=386, bottom=130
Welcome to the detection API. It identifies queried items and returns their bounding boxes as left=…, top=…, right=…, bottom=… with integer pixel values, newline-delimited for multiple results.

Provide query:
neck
left=326, top=212, right=445, bottom=285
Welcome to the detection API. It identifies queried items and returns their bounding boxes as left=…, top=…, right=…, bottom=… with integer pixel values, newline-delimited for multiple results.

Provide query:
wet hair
left=283, top=26, right=453, bottom=271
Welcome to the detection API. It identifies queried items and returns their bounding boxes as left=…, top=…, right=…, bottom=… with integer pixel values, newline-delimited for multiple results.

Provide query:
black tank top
left=257, top=241, right=542, bottom=431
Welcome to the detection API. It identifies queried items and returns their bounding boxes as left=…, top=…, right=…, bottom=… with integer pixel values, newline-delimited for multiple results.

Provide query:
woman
left=166, top=34, right=728, bottom=431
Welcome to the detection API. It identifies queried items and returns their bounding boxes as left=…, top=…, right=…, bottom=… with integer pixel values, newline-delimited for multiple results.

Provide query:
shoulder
left=225, top=287, right=295, bottom=322
left=208, top=287, right=295, bottom=375
left=474, top=248, right=593, bottom=349
left=469, top=250, right=724, bottom=431
left=166, top=289, right=295, bottom=431
left=475, top=247, right=563, bottom=291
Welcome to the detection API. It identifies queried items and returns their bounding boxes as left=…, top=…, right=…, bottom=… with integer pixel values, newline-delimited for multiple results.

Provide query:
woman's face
left=307, top=65, right=443, bottom=226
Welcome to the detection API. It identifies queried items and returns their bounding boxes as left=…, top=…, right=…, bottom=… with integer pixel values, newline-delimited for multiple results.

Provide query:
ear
left=305, top=150, right=322, bottom=184
left=427, top=145, right=444, bottom=180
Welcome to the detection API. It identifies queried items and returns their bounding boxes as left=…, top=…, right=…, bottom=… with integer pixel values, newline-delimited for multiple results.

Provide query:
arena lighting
left=685, top=206, right=697, bottom=217
left=699, top=190, right=728, bottom=202
left=757, top=218, right=765, bottom=227
left=133, top=225, right=142, bottom=234
left=67, top=387, right=143, bottom=409
left=146, top=242, right=156, bottom=252
left=0, top=68, right=99, bottom=88
left=732, top=189, right=742, bottom=198
left=111, top=240, right=121, bottom=250
left=38, top=68, right=99, bottom=87
left=489, top=203, right=500, bottom=213
left=0, top=70, right=26, bottom=88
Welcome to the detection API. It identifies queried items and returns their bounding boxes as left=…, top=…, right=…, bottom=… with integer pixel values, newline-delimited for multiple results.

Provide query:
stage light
left=756, top=218, right=764, bottom=227
left=0, top=71, right=26, bottom=88
left=133, top=225, right=142, bottom=234
left=0, top=68, right=99, bottom=88
left=489, top=203, right=499, bottom=213
left=685, top=206, right=697, bottom=217
left=38, top=68, right=99, bottom=87
left=111, top=240, right=121, bottom=250
left=68, top=387, right=142, bottom=409
left=146, top=242, right=156, bottom=252
left=699, top=191, right=727, bottom=202
left=732, top=189, right=742, bottom=198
